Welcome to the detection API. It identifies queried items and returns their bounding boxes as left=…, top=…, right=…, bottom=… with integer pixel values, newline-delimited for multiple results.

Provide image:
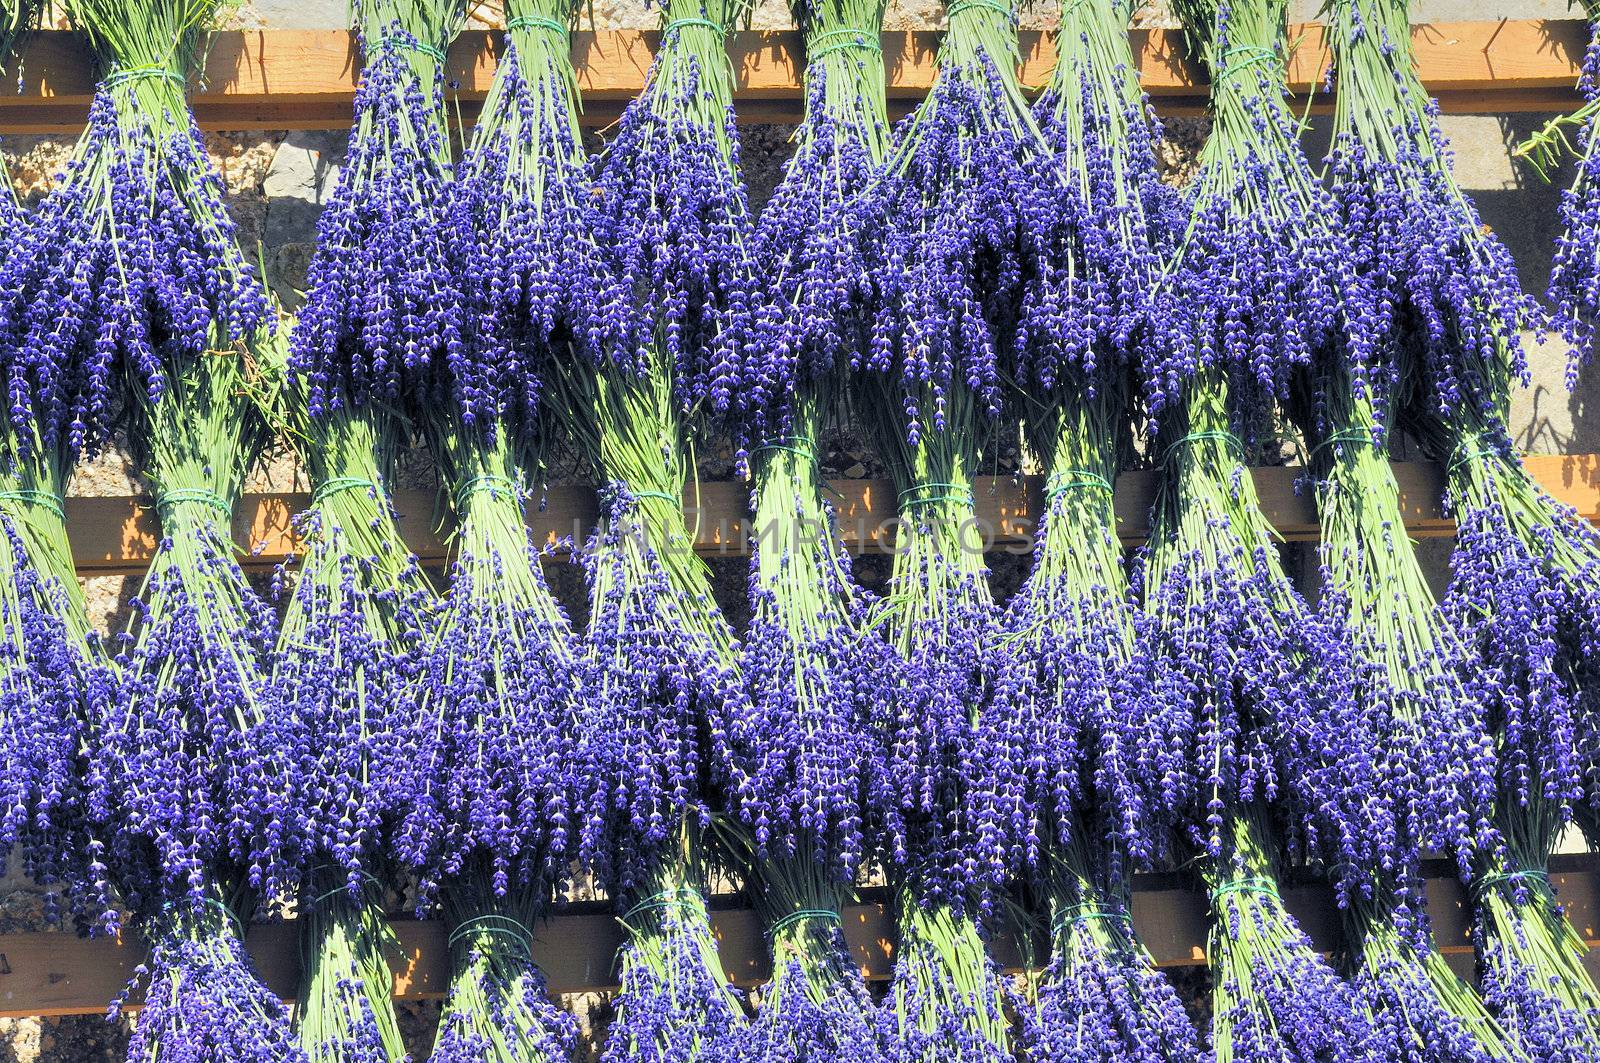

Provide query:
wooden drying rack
left=1, top=13, right=1598, bottom=1020
left=0, top=17, right=1587, bottom=131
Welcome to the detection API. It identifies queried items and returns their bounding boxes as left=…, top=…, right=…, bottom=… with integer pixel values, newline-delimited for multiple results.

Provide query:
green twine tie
left=310, top=477, right=376, bottom=507
left=1160, top=430, right=1244, bottom=469
left=376, top=35, right=449, bottom=65
left=1447, top=436, right=1508, bottom=478
left=507, top=15, right=571, bottom=39
left=454, top=474, right=522, bottom=510
left=663, top=17, right=724, bottom=36
left=165, top=897, right=246, bottom=940
left=1309, top=430, right=1379, bottom=464
left=1044, top=469, right=1114, bottom=502
left=306, top=866, right=383, bottom=909
left=806, top=28, right=883, bottom=62
left=0, top=489, right=66, bottom=522
left=629, top=490, right=681, bottom=506
left=1052, top=904, right=1132, bottom=935
left=1217, top=44, right=1281, bottom=84
left=768, top=909, right=842, bottom=939
left=898, top=482, right=975, bottom=509
left=448, top=913, right=537, bottom=960
left=154, top=489, right=232, bottom=521
left=105, top=65, right=187, bottom=89
left=621, top=888, right=704, bottom=929
left=1470, top=868, right=1551, bottom=899
left=1209, top=876, right=1280, bottom=906
left=945, top=0, right=1016, bottom=21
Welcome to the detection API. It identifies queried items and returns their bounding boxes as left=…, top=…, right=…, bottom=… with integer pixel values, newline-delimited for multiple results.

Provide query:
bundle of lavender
left=397, top=0, right=625, bottom=1054
left=1317, top=0, right=1600, bottom=1052
left=281, top=2, right=468, bottom=1058
left=1301, top=0, right=1544, bottom=1057
left=0, top=0, right=115, bottom=935
left=2, top=0, right=302, bottom=1057
left=572, top=0, right=759, bottom=1056
left=988, top=0, right=1196, bottom=1055
left=1139, top=0, right=1388, bottom=1056
left=262, top=332, right=430, bottom=1063
left=856, top=0, right=1079, bottom=1055
left=721, top=0, right=895, bottom=1058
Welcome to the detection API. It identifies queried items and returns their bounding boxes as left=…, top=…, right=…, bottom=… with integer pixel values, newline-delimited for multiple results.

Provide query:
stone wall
left=0, top=0, right=1589, bottom=1057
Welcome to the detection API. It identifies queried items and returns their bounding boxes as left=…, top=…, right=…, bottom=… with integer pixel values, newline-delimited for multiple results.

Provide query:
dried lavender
left=1318, top=0, right=1600, bottom=1049
left=995, top=0, right=1195, bottom=1055
left=574, top=0, right=758, bottom=1056
left=0, top=0, right=115, bottom=936
left=408, top=4, right=607, bottom=1056
left=726, top=0, right=894, bottom=1056
left=262, top=332, right=429, bottom=1063
left=858, top=0, right=1069, bottom=1053
left=28, top=3, right=296, bottom=1056
left=290, top=0, right=468, bottom=419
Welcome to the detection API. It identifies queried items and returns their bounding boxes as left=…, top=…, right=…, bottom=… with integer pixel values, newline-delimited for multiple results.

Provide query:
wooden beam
left=2, top=855, right=1595, bottom=1017
left=0, top=19, right=1586, bottom=133
left=61, top=454, right=1600, bottom=576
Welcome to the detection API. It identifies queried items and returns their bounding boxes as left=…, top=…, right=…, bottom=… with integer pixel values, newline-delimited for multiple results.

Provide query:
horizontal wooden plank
left=0, top=20, right=1584, bottom=133
left=62, top=454, right=1600, bottom=575
left=3, top=855, right=1596, bottom=1017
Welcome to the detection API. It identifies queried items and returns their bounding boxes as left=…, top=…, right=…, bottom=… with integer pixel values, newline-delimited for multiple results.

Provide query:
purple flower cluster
left=575, top=489, right=746, bottom=894
left=291, top=18, right=467, bottom=418
left=0, top=514, right=114, bottom=929
left=117, top=892, right=307, bottom=1063
left=1532, top=14, right=1600, bottom=365
left=398, top=482, right=579, bottom=900
left=452, top=17, right=638, bottom=430
left=711, top=950, right=888, bottom=1063
left=1022, top=908, right=1198, bottom=1063
left=878, top=901, right=1014, bottom=1063
left=0, top=85, right=269, bottom=459
left=587, top=4, right=759, bottom=426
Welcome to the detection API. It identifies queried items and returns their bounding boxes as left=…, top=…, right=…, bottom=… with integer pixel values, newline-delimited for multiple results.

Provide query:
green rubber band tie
left=376, top=35, right=449, bottom=65
left=898, top=481, right=975, bottom=508
left=454, top=474, right=522, bottom=509
left=0, top=489, right=66, bottom=522
left=768, top=909, right=843, bottom=939
left=105, top=65, right=187, bottom=88
left=1160, top=430, right=1244, bottom=469
left=1447, top=437, right=1507, bottom=478
left=754, top=436, right=817, bottom=461
left=1471, top=868, right=1551, bottom=898
left=507, top=15, right=571, bottom=38
left=1217, top=44, right=1281, bottom=83
left=1209, top=876, right=1280, bottom=905
left=663, top=17, right=724, bottom=36
left=1053, top=905, right=1132, bottom=933
left=310, top=477, right=377, bottom=507
left=1044, top=470, right=1115, bottom=501
left=154, top=489, right=232, bottom=520
left=946, top=0, right=1016, bottom=22
left=806, top=28, right=883, bottom=61
left=448, top=914, right=536, bottom=959
left=1309, top=430, right=1379, bottom=463
left=621, top=888, right=704, bottom=928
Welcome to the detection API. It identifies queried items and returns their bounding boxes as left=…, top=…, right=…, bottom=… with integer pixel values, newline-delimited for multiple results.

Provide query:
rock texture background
left=0, top=0, right=1587, bottom=1057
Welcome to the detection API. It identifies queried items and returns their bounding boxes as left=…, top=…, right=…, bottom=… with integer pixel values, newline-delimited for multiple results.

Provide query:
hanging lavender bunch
left=290, top=0, right=468, bottom=419
left=1299, top=0, right=1540, bottom=1056
left=1319, top=0, right=1600, bottom=1049
left=12, top=2, right=296, bottom=1059
left=1140, top=0, right=1390, bottom=1057
left=986, top=0, right=1195, bottom=1056
left=571, top=0, right=758, bottom=1057
left=857, top=0, right=1075, bottom=1055
left=261, top=333, right=430, bottom=1063
left=1517, top=0, right=1600, bottom=362
left=0, top=0, right=117, bottom=935
left=716, top=0, right=895, bottom=1059
left=407, top=2, right=612, bottom=1058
